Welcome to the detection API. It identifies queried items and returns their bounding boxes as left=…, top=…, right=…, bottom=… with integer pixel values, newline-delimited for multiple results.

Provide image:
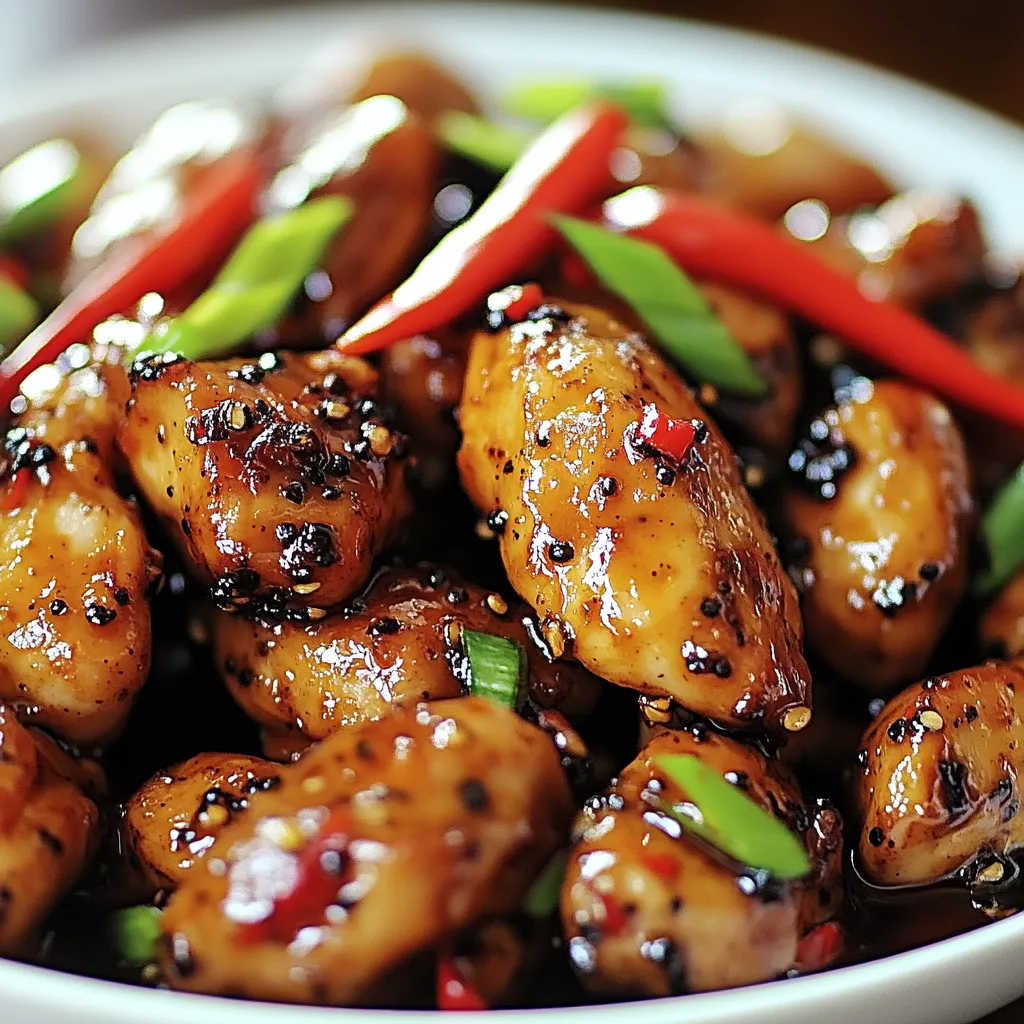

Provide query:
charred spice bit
left=868, top=827, right=885, bottom=848
left=919, top=562, right=941, bottom=581
left=486, top=509, right=508, bottom=534
left=887, top=718, right=908, bottom=743
left=281, top=482, right=305, bottom=505
left=548, top=541, right=575, bottom=564
left=787, top=419, right=857, bottom=501
left=49, top=599, right=67, bottom=616
left=458, top=778, right=490, bottom=813
left=446, top=587, right=469, bottom=605
left=85, top=604, right=117, bottom=627
left=598, top=476, right=618, bottom=497
left=368, top=617, right=401, bottom=636
left=700, top=597, right=721, bottom=618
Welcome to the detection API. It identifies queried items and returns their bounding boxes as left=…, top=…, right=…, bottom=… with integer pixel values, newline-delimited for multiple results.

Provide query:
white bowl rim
left=2, top=2, right=1024, bottom=1020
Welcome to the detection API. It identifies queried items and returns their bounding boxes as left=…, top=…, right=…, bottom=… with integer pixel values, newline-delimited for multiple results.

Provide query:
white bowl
left=3, top=4, right=1024, bottom=1023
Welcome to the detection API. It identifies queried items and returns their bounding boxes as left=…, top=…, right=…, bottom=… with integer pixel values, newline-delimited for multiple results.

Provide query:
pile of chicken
left=1, top=51, right=1023, bottom=1008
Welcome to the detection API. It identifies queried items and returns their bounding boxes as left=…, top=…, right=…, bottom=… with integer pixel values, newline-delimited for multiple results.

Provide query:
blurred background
left=1, top=0, right=1023, bottom=123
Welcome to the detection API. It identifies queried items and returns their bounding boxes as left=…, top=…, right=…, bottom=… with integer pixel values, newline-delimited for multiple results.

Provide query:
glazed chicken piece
left=457, top=298, right=811, bottom=734
left=262, top=94, right=440, bottom=346
left=561, top=727, right=843, bottom=996
left=980, top=569, right=1024, bottom=659
left=0, top=706, right=104, bottom=955
left=792, top=190, right=984, bottom=310
left=0, top=345, right=160, bottom=745
left=855, top=658, right=1024, bottom=888
left=121, top=752, right=281, bottom=894
left=213, top=564, right=601, bottom=756
left=118, top=349, right=412, bottom=622
left=379, top=323, right=470, bottom=489
left=697, top=110, right=893, bottom=221
left=349, top=52, right=481, bottom=121
left=784, top=377, right=973, bottom=692
left=159, top=697, right=572, bottom=1006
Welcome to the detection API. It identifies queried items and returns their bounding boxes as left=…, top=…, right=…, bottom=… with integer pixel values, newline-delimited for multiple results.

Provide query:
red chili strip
left=637, top=406, right=697, bottom=464
left=603, top=188, right=1024, bottom=431
left=794, top=921, right=844, bottom=972
left=0, top=149, right=264, bottom=410
left=494, top=281, right=545, bottom=322
left=238, top=807, right=352, bottom=945
left=437, top=957, right=488, bottom=1011
left=2, top=469, right=30, bottom=512
left=640, top=850, right=680, bottom=882
left=338, top=101, right=629, bottom=355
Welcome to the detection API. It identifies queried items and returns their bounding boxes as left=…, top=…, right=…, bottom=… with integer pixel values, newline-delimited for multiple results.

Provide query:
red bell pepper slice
left=237, top=807, right=352, bottom=945
left=338, top=101, right=629, bottom=355
left=0, top=149, right=264, bottom=410
left=602, top=187, right=1024, bottom=431
left=794, top=921, right=843, bottom=972
left=640, top=850, right=680, bottom=882
left=637, top=406, right=698, bottom=464
left=1, top=469, right=30, bottom=512
left=437, top=957, right=488, bottom=1011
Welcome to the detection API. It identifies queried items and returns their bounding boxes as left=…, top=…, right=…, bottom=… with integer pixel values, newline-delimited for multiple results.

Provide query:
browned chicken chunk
left=980, top=568, right=1024, bottom=659
left=855, top=658, right=1024, bottom=888
left=457, top=298, right=810, bottom=734
left=0, top=706, right=104, bottom=954
left=784, top=377, right=973, bottom=691
left=264, top=95, right=439, bottom=345
left=213, top=564, right=600, bottom=755
left=159, top=697, right=572, bottom=1005
left=118, top=349, right=412, bottom=621
left=121, top=752, right=281, bottom=894
left=0, top=346, right=160, bottom=744
left=561, top=727, right=843, bottom=996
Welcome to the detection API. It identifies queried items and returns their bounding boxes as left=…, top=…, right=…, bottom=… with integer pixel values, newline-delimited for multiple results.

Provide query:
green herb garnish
left=0, top=138, right=84, bottom=244
left=0, top=277, right=39, bottom=352
left=653, top=753, right=811, bottom=881
left=977, top=460, right=1024, bottom=595
left=523, top=850, right=568, bottom=917
left=437, top=112, right=531, bottom=174
left=112, top=905, right=163, bottom=966
left=144, top=194, right=353, bottom=360
left=552, top=215, right=768, bottom=397
left=502, top=78, right=671, bottom=130
left=462, top=629, right=525, bottom=710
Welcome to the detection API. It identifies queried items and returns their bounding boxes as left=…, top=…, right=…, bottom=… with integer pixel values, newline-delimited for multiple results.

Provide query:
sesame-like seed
left=271, top=820, right=304, bottom=851
left=302, top=776, right=326, bottom=794
left=367, top=424, right=393, bottom=457
left=444, top=621, right=462, bottom=646
left=783, top=705, right=811, bottom=732
left=978, top=861, right=1006, bottom=884
left=919, top=709, right=944, bottom=731
left=323, top=400, right=350, bottom=421
left=640, top=695, right=673, bottom=725
left=292, top=581, right=322, bottom=595
left=486, top=594, right=508, bottom=615
left=227, top=402, right=253, bottom=431
left=699, top=384, right=719, bottom=406
left=306, top=607, right=328, bottom=621
left=542, top=618, right=566, bottom=659
left=744, top=465, right=766, bottom=489
left=200, top=804, right=230, bottom=828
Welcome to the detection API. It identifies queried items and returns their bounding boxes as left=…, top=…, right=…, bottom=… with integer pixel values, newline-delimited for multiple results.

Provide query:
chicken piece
left=66, top=100, right=260, bottom=291
left=784, top=377, right=973, bottom=692
left=379, top=323, right=470, bottom=489
left=0, top=346, right=160, bottom=745
left=159, top=697, right=572, bottom=1005
left=959, top=279, right=1024, bottom=500
left=263, top=95, right=439, bottom=346
left=611, top=126, right=708, bottom=194
left=562, top=727, right=843, bottom=997
left=698, top=109, right=893, bottom=221
left=118, top=349, right=412, bottom=621
left=350, top=52, right=480, bottom=121
left=213, top=563, right=601, bottom=753
left=0, top=706, right=104, bottom=955
left=791, top=190, right=984, bottom=310
left=981, top=569, right=1024, bottom=659
left=457, top=298, right=810, bottom=734
left=121, top=752, right=281, bottom=894
left=855, top=658, right=1024, bottom=888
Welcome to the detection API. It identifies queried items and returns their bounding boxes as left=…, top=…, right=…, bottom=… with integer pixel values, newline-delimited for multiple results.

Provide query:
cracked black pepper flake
left=868, top=827, right=885, bottom=847
left=548, top=541, right=574, bottom=563
left=49, top=599, right=67, bottom=616
left=700, top=597, right=721, bottom=617
left=598, top=476, right=618, bottom=497
left=458, top=778, right=490, bottom=813
left=281, top=483, right=305, bottom=505
left=486, top=509, right=508, bottom=534
left=368, top=617, right=401, bottom=636
left=85, top=604, right=117, bottom=627
left=655, top=463, right=676, bottom=486
left=114, top=587, right=131, bottom=606
left=887, top=718, right=907, bottom=743
left=919, top=562, right=941, bottom=581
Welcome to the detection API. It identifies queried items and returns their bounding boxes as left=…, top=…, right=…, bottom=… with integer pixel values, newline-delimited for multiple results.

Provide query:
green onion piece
left=524, top=850, right=568, bottom=916
left=0, top=277, right=39, bottom=352
left=145, top=194, right=353, bottom=360
left=0, top=138, right=84, bottom=245
left=502, top=78, right=671, bottom=129
left=112, top=905, right=163, bottom=966
left=552, top=215, right=769, bottom=397
left=977, top=460, right=1024, bottom=595
left=653, top=753, right=811, bottom=881
left=462, top=629, right=524, bottom=709
left=437, top=112, right=531, bottom=174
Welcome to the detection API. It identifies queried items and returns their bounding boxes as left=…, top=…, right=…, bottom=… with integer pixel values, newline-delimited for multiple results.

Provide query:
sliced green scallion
left=502, top=78, right=672, bottom=130
left=142, top=194, right=353, bottom=361
left=552, top=215, right=768, bottom=397
left=112, top=905, right=163, bottom=966
left=652, top=753, right=811, bottom=881
left=0, top=138, right=85, bottom=245
left=523, top=850, right=568, bottom=916
left=436, top=112, right=531, bottom=174
left=0, top=277, right=39, bottom=352
left=462, top=629, right=525, bottom=710
left=977, top=460, right=1024, bottom=595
